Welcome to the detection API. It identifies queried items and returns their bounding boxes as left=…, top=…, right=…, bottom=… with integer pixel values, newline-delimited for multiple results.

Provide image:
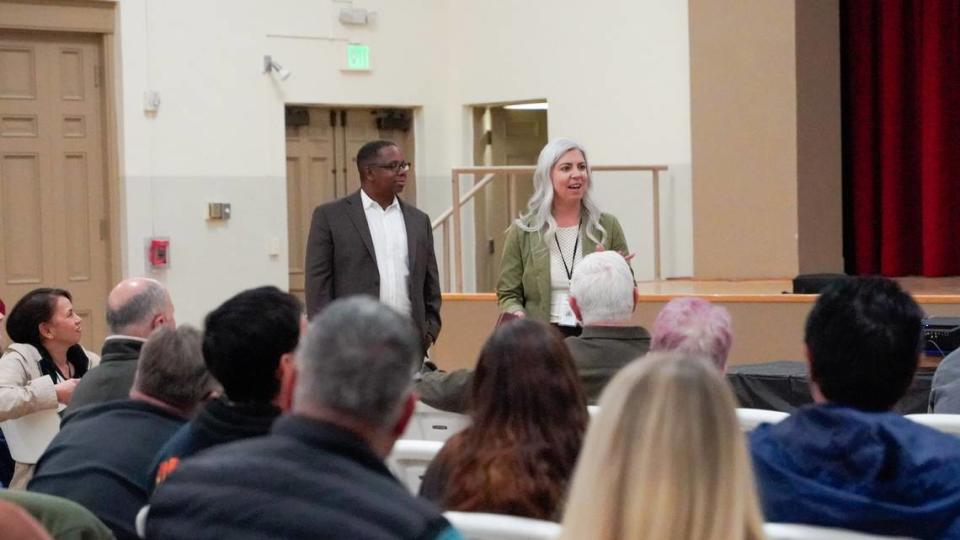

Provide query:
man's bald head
left=106, top=278, right=175, bottom=337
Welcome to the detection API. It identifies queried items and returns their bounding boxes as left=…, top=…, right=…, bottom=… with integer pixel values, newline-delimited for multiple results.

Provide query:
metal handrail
left=433, top=164, right=669, bottom=291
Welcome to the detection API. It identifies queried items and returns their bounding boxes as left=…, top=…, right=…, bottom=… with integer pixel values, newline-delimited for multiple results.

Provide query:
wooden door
left=0, top=30, right=109, bottom=350
left=286, top=108, right=336, bottom=303
left=286, top=107, right=417, bottom=302
left=474, top=107, right=547, bottom=291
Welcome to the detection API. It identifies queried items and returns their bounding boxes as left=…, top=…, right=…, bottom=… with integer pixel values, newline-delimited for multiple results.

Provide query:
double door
left=285, top=107, right=416, bottom=301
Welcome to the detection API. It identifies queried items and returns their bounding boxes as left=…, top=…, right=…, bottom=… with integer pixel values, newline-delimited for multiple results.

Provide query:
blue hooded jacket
left=750, top=404, right=960, bottom=539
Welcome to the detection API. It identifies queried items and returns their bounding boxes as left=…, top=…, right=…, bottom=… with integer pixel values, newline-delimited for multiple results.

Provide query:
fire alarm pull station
left=149, top=238, right=170, bottom=268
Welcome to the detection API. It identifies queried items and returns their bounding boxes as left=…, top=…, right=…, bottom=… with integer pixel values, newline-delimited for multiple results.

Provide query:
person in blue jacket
left=750, top=276, right=960, bottom=539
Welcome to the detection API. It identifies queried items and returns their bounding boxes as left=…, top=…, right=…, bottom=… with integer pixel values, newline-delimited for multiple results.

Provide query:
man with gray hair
left=417, top=251, right=648, bottom=409
left=29, top=326, right=216, bottom=540
left=565, top=250, right=649, bottom=403
left=67, top=277, right=175, bottom=415
left=146, top=297, right=461, bottom=540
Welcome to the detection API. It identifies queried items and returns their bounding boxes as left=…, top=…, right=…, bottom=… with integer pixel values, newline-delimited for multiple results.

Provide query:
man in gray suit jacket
left=305, top=140, right=441, bottom=352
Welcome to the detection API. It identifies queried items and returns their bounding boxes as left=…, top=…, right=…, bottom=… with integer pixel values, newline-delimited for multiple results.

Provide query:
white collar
left=360, top=188, right=399, bottom=211
left=104, top=335, right=148, bottom=343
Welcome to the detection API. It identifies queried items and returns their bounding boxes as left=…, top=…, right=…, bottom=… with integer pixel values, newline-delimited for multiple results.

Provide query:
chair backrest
left=736, top=408, right=789, bottom=432
left=905, top=414, right=960, bottom=436
left=587, top=405, right=600, bottom=418
left=386, top=439, right=444, bottom=494
left=0, top=407, right=61, bottom=464
left=135, top=504, right=149, bottom=539
left=444, top=511, right=561, bottom=540
left=764, top=523, right=916, bottom=540
left=405, top=401, right=470, bottom=442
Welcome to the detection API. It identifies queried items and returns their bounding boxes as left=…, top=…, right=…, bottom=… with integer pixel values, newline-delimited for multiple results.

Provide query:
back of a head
left=202, top=286, right=302, bottom=403
left=651, top=297, right=733, bottom=370
left=446, top=319, right=588, bottom=519
left=561, top=352, right=764, bottom=540
left=135, top=326, right=217, bottom=411
left=569, top=251, right=635, bottom=325
left=471, top=319, right=588, bottom=435
left=105, top=279, right=168, bottom=336
left=294, top=296, right=419, bottom=429
left=805, top=276, right=923, bottom=411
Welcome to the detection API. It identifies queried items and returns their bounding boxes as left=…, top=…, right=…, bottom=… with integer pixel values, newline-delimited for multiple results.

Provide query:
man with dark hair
left=150, top=286, right=301, bottom=488
left=29, top=326, right=216, bottom=540
left=147, top=297, right=461, bottom=540
left=67, top=277, right=175, bottom=415
left=304, top=140, right=441, bottom=353
left=750, top=277, right=960, bottom=538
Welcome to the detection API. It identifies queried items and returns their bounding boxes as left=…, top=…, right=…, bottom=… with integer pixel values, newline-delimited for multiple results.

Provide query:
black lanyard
left=554, top=220, right=582, bottom=281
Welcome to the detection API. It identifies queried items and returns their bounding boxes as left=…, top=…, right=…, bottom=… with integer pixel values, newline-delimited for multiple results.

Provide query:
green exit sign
left=346, top=44, right=370, bottom=71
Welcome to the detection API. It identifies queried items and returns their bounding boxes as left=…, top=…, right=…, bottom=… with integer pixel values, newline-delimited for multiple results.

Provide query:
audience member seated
left=147, top=297, right=461, bottom=540
left=560, top=352, right=765, bottom=540
left=28, top=326, right=216, bottom=540
left=0, top=288, right=100, bottom=488
left=417, top=251, right=648, bottom=410
left=565, top=251, right=649, bottom=403
left=750, top=277, right=960, bottom=538
left=0, top=499, right=52, bottom=540
left=150, top=286, right=301, bottom=488
left=0, top=489, right=113, bottom=540
left=929, top=347, right=960, bottom=413
left=66, top=278, right=175, bottom=416
left=651, top=296, right=732, bottom=371
left=419, top=319, right=588, bottom=521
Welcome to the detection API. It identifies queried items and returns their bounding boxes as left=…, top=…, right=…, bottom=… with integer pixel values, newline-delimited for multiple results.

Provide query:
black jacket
left=66, top=337, right=145, bottom=416
left=147, top=415, right=456, bottom=540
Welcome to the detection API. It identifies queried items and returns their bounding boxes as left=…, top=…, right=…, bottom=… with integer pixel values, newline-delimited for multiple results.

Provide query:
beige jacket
left=0, top=343, right=100, bottom=422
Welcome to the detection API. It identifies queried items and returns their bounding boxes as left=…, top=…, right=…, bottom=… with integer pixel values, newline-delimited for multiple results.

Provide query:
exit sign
left=346, top=43, right=370, bottom=71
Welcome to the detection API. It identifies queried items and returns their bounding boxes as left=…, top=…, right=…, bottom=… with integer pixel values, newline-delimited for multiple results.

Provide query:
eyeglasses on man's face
left=369, top=161, right=412, bottom=173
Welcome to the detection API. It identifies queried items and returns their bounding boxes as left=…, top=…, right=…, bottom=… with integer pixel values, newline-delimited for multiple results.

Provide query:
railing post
left=651, top=169, right=662, bottom=280
left=451, top=170, right=463, bottom=292
left=508, top=174, right=516, bottom=220
left=442, top=221, right=451, bottom=292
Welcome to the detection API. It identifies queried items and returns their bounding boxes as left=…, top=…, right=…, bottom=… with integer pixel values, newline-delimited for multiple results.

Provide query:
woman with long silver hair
left=497, top=138, right=629, bottom=336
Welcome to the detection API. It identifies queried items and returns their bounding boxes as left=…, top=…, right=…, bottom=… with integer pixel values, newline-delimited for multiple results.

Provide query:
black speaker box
left=792, top=273, right=848, bottom=294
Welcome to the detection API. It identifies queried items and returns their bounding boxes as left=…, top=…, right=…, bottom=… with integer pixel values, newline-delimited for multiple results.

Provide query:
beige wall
left=689, top=0, right=842, bottom=279
left=796, top=0, right=844, bottom=274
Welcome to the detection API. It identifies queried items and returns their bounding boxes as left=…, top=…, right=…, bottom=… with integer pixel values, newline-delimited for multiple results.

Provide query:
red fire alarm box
left=149, top=238, right=170, bottom=268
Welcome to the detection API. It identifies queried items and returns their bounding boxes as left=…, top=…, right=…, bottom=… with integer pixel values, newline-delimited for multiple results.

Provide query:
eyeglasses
left=369, top=161, right=412, bottom=173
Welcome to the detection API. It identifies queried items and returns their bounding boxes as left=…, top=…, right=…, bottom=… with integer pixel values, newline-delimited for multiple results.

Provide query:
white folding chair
left=386, top=439, right=443, bottom=494
left=407, top=401, right=470, bottom=442
left=587, top=405, right=600, bottom=418
left=135, top=505, right=149, bottom=539
left=444, top=511, right=561, bottom=540
left=736, top=408, right=788, bottom=432
left=764, top=523, right=916, bottom=540
left=905, top=414, right=960, bottom=436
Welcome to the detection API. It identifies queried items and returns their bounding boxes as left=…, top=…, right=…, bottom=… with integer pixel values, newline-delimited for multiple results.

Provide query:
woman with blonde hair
left=560, top=352, right=765, bottom=540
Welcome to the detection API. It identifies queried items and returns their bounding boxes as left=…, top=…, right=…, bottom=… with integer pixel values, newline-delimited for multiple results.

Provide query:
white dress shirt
left=360, top=189, right=411, bottom=316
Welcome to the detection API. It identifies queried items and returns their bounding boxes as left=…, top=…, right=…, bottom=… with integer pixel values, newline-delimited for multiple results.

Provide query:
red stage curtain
left=842, top=1, right=960, bottom=276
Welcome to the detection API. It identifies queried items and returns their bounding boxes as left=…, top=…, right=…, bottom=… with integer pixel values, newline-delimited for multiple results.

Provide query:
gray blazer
left=304, top=190, right=441, bottom=350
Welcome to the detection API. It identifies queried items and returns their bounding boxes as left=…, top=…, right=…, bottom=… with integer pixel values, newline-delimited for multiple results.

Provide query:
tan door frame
left=0, top=0, right=122, bottom=288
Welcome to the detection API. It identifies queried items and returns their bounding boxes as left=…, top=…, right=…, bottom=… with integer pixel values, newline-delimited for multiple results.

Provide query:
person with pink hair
left=651, top=297, right=732, bottom=371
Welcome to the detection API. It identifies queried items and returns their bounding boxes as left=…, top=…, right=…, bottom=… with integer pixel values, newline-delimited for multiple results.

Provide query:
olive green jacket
left=496, top=213, right=628, bottom=322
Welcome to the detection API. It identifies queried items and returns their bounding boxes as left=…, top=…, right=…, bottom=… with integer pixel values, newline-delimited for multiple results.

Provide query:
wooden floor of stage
left=630, top=276, right=960, bottom=300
